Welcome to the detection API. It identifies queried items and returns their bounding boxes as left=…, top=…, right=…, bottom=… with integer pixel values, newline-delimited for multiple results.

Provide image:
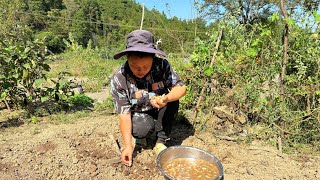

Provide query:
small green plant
left=67, top=94, right=94, bottom=110
left=30, top=116, right=39, bottom=123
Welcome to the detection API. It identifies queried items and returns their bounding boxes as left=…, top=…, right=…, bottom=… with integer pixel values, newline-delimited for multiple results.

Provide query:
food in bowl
left=163, top=157, right=219, bottom=179
left=157, top=146, right=224, bottom=180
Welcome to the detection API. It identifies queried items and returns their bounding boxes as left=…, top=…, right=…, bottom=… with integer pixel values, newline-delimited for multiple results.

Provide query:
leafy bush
left=67, top=94, right=94, bottom=110
left=0, top=37, right=93, bottom=115
left=0, top=38, right=50, bottom=111
left=179, top=14, right=320, bottom=150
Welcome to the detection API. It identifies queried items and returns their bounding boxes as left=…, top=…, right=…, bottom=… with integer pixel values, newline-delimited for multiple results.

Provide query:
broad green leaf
left=183, top=62, right=193, bottom=69
left=24, top=47, right=31, bottom=53
left=23, top=70, right=28, bottom=79
left=313, top=11, right=320, bottom=23
left=1, top=92, right=7, bottom=99
left=34, top=79, right=43, bottom=87
left=23, top=63, right=31, bottom=69
left=31, top=116, right=39, bottom=123
left=252, top=39, right=261, bottom=47
left=260, top=30, right=271, bottom=37
left=60, top=94, right=68, bottom=100
left=246, top=48, right=257, bottom=57
left=204, top=67, right=214, bottom=77
left=40, top=96, right=49, bottom=102
left=0, top=74, right=5, bottom=79
left=287, top=18, right=294, bottom=26
left=4, top=57, right=11, bottom=63
left=31, top=60, right=36, bottom=67
left=270, top=13, right=279, bottom=22
left=12, top=73, right=19, bottom=79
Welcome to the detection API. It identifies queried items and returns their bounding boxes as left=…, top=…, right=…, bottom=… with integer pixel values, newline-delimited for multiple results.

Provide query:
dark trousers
left=131, top=100, right=179, bottom=143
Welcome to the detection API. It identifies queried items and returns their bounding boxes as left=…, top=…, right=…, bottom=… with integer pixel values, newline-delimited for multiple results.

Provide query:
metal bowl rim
left=156, top=145, right=224, bottom=180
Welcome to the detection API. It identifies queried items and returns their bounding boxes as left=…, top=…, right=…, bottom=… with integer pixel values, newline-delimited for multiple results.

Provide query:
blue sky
left=135, top=0, right=197, bottom=20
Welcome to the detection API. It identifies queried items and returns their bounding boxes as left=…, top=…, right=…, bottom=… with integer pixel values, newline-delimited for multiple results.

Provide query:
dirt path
left=0, top=112, right=319, bottom=180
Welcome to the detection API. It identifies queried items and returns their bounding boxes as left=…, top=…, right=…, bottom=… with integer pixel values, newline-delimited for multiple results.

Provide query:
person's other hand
left=151, top=95, right=167, bottom=109
left=121, top=146, right=133, bottom=166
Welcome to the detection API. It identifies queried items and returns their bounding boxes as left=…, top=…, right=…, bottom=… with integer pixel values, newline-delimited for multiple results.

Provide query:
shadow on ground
left=0, top=118, right=24, bottom=129
left=167, top=115, right=195, bottom=147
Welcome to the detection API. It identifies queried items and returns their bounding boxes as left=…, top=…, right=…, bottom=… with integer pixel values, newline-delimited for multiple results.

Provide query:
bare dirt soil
left=0, top=112, right=319, bottom=180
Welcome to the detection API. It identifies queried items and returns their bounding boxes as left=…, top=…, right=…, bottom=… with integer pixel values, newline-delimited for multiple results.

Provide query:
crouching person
left=110, top=30, right=186, bottom=166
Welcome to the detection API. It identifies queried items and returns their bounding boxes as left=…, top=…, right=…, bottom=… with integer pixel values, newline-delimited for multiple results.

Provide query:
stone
left=72, top=158, right=79, bottom=164
left=236, top=111, right=247, bottom=124
left=213, top=106, right=234, bottom=121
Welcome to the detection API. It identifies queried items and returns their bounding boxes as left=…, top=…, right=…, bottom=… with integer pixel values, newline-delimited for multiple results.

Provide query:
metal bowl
left=156, top=146, right=224, bottom=180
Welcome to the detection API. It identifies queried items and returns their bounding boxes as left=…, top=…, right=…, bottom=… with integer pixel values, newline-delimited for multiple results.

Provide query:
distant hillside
left=0, top=0, right=208, bottom=54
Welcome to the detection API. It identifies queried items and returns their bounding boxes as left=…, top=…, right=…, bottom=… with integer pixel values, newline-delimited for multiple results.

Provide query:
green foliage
left=30, top=116, right=39, bottom=123
left=1, top=0, right=319, bottom=152
left=31, top=72, right=94, bottom=116
left=0, top=38, right=50, bottom=110
left=35, top=31, right=65, bottom=53
left=198, top=0, right=278, bottom=25
left=67, top=94, right=94, bottom=109
left=199, top=0, right=320, bottom=25
left=178, top=12, right=320, bottom=150
left=0, top=37, right=94, bottom=114
left=94, top=96, right=115, bottom=113
left=0, top=0, right=206, bottom=55
left=70, top=9, right=91, bottom=46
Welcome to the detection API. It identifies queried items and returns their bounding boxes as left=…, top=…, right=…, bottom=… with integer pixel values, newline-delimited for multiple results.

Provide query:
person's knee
left=132, top=123, right=153, bottom=138
left=132, top=113, right=154, bottom=138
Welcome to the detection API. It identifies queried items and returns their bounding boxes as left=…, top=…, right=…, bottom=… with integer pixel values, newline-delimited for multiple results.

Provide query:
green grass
left=47, top=49, right=124, bottom=92
left=43, top=110, right=91, bottom=124
left=94, top=96, right=115, bottom=113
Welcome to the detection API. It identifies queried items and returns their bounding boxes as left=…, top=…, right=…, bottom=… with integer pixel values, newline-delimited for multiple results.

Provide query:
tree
left=198, top=0, right=277, bottom=25
left=70, top=9, right=91, bottom=46
left=198, top=0, right=320, bottom=25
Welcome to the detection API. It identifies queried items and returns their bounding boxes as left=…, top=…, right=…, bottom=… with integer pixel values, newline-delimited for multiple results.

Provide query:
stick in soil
left=108, top=134, right=121, bottom=155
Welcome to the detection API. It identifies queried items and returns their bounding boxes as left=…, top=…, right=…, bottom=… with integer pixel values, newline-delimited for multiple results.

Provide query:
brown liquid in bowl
left=163, top=158, right=219, bottom=180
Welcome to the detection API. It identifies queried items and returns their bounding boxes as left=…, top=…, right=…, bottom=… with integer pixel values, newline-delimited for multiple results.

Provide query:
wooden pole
left=279, top=0, right=289, bottom=154
left=140, top=4, right=145, bottom=30
left=280, top=0, right=289, bottom=97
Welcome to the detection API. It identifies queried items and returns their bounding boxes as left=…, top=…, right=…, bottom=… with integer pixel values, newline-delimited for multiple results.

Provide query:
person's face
left=127, top=55, right=153, bottom=78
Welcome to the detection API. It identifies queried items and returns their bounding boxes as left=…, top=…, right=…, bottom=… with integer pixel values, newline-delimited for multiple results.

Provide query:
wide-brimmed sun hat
left=113, top=30, right=167, bottom=59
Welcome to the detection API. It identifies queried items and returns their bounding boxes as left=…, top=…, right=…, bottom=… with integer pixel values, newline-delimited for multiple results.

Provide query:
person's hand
left=121, top=145, right=133, bottom=166
left=150, top=94, right=168, bottom=109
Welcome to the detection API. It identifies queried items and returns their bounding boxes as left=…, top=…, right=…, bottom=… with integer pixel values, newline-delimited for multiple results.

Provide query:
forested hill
left=0, top=0, right=207, bottom=54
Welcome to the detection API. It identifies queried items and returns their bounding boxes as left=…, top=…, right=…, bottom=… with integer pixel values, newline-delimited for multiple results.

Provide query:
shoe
left=153, top=143, right=167, bottom=155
